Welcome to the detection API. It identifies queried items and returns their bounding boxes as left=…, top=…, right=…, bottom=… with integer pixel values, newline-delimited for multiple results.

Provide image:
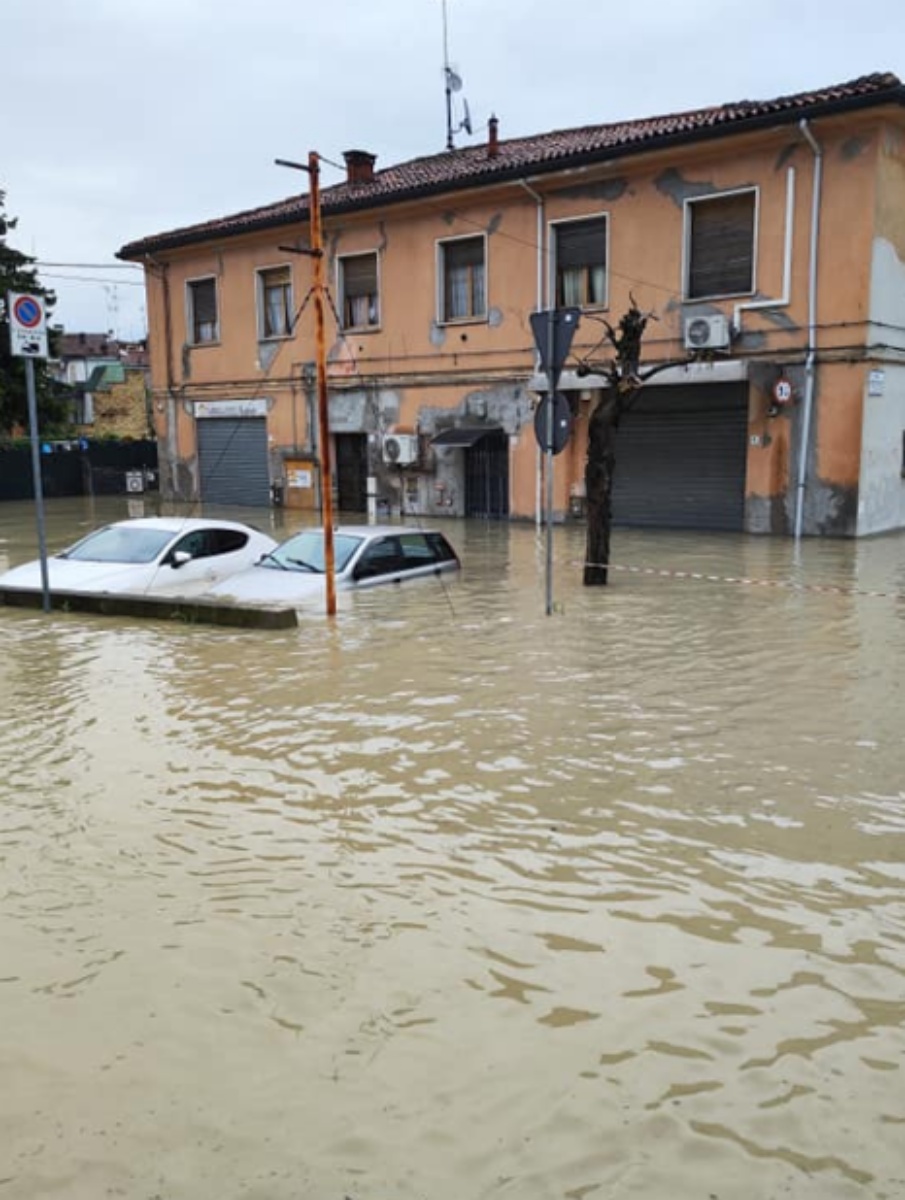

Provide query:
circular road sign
left=534, top=392, right=572, bottom=455
left=12, top=295, right=43, bottom=329
left=772, top=376, right=793, bottom=406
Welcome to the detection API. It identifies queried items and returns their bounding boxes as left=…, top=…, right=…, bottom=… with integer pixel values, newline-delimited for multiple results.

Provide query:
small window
left=686, top=190, right=757, bottom=300
left=440, top=236, right=486, bottom=322
left=554, top=217, right=607, bottom=307
left=187, top=277, right=218, bottom=344
left=258, top=266, right=293, bottom=339
left=340, top=253, right=379, bottom=329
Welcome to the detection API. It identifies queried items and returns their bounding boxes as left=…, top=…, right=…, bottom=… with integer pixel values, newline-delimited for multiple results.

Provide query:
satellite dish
left=445, top=66, right=462, bottom=93
left=461, top=98, right=473, bottom=136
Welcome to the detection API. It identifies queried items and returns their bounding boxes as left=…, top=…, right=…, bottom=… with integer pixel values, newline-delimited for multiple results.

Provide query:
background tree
left=0, top=189, right=69, bottom=436
left=577, top=299, right=684, bottom=586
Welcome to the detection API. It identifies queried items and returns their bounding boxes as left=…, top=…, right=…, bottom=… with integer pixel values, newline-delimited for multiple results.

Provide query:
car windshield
left=60, top=525, right=175, bottom=564
left=263, top=531, right=362, bottom=573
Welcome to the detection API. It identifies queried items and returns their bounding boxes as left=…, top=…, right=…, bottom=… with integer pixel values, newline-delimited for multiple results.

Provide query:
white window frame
left=548, top=211, right=610, bottom=310
left=255, top=263, right=294, bottom=341
left=336, top=250, right=381, bottom=332
left=435, top=232, right=488, bottom=325
left=682, top=186, right=759, bottom=302
left=185, top=274, right=219, bottom=345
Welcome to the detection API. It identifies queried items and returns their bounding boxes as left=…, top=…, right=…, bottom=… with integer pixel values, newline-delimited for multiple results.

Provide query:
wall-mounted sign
left=868, top=369, right=885, bottom=397
left=772, top=375, right=793, bottom=407
left=287, top=468, right=312, bottom=489
left=194, top=398, right=268, bottom=418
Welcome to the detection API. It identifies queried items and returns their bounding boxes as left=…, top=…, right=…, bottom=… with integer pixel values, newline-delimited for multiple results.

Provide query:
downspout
left=518, top=178, right=545, bottom=527
left=795, top=119, right=823, bottom=539
left=146, top=254, right=179, bottom=499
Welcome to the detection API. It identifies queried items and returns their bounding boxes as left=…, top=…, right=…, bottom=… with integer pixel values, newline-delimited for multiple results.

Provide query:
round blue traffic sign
left=13, top=295, right=43, bottom=328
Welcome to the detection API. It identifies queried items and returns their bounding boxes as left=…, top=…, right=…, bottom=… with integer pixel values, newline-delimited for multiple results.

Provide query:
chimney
left=343, top=149, right=377, bottom=185
left=488, top=114, right=499, bottom=159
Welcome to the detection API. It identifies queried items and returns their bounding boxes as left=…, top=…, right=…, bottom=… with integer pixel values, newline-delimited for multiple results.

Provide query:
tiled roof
left=57, top=332, right=119, bottom=359
left=118, top=72, right=904, bottom=259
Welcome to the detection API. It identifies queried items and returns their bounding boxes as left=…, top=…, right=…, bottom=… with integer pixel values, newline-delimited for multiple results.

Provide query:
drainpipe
left=733, top=167, right=796, bottom=333
left=147, top=254, right=179, bottom=499
left=795, top=119, right=823, bottom=540
left=518, top=178, right=545, bottom=527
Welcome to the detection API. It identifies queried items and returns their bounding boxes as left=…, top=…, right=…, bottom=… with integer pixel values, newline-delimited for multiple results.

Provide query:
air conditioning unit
left=684, top=313, right=731, bottom=352
left=382, top=433, right=419, bottom=466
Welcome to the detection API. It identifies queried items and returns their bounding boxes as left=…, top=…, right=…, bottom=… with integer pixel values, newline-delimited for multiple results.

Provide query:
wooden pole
left=308, top=151, right=337, bottom=617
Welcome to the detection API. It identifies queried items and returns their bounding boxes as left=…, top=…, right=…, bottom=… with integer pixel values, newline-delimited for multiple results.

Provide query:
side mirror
left=171, top=550, right=192, bottom=568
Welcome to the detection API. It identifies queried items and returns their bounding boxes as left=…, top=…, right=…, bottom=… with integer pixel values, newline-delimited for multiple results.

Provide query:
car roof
left=108, top=517, right=258, bottom=534
left=293, top=524, right=445, bottom=539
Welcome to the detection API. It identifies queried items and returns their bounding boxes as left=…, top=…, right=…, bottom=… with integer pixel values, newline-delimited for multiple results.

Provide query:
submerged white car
left=0, top=517, right=278, bottom=598
left=206, top=524, right=460, bottom=607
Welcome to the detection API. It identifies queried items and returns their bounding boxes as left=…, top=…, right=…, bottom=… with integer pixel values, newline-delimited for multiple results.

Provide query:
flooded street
left=1, top=497, right=904, bottom=1200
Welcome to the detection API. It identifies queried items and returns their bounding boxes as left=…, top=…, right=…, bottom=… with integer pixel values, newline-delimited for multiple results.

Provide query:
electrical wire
left=40, top=273, right=145, bottom=287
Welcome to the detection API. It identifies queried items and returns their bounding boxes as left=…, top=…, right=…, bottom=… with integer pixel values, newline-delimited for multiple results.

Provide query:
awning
left=431, top=425, right=502, bottom=448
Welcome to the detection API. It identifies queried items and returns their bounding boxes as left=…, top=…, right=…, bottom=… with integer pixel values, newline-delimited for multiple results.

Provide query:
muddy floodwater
left=1, top=496, right=904, bottom=1200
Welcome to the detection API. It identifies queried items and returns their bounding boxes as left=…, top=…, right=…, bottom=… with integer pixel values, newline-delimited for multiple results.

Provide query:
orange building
left=119, top=72, right=905, bottom=537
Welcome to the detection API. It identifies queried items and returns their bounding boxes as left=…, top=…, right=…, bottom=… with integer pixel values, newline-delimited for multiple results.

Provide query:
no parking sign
left=6, top=291, right=48, bottom=358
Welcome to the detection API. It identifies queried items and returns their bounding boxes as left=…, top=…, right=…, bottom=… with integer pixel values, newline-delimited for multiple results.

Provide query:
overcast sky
left=5, top=0, right=905, bottom=340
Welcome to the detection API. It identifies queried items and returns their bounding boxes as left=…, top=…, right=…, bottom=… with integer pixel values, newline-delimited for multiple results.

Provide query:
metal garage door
left=612, top=383, right=748, bottom=530
left=197, top=417, right=270, bottom=507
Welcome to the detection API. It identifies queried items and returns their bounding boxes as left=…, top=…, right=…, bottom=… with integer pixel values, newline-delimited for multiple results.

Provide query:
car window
left=267, top=531, right=362, bottom=573
left=425, top=532, right=457, bottom=563
left=207, top=528, right=249, bottom=555
left=171, top=530, right=210, bottom=560
left=398, top=533, right=436, bottom=563
left=62, top=526, right=174, bottom=564
left=354, top=537, right=405, bottom=579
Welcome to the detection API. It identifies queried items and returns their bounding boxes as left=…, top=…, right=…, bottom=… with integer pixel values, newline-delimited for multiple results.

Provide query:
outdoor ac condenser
left=382, top=433, right=419, bottom=466
left=683, top=313, right=731, bottom=351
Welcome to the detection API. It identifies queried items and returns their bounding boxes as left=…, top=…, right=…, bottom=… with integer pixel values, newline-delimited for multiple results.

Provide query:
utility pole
left=275, top=153, right=337, bottom=617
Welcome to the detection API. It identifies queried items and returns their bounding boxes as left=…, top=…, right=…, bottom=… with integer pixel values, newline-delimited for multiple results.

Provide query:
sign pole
left=24, top=357, right=51, bottom=613
left=529, top=306, right=580, bottom=617
left=545, top=322, right=556, bottom=617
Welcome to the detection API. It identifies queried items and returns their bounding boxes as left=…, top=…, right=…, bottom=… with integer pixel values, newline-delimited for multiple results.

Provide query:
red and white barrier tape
left=578, top=561, right=903, bottom=601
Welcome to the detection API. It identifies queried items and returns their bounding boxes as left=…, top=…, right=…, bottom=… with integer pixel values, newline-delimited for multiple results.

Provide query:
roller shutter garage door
left=611, top=383, right=748, bottom=530
left=197, top=417, right=270, bottom=507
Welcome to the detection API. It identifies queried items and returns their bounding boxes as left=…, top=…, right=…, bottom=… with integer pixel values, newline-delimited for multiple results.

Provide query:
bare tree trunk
left=584, top=393, right=620, bottom=586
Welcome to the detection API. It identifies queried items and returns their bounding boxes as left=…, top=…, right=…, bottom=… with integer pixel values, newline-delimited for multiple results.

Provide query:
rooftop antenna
left=442, top=0, right=471, bottom=150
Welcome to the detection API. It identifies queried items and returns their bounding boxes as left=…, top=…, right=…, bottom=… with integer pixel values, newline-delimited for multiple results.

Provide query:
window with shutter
left=258, top=266, right=293, bottom=339
left=687, top=191, right=756, bottom=300
left=340, top=253, right=379, bottom=329
left=554, top=217, right=607, bottom=307
left=440, top=236, right=486, bottom=322
left=188, top=278, right=218, bottom=344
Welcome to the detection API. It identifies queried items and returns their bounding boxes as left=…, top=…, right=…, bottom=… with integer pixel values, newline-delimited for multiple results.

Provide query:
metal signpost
left=7, top=292, right=51, bottom=612
left=530, top=308, right=580, bottom=615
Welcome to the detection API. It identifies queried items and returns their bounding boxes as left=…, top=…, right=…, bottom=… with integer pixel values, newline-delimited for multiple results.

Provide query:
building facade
left=119, top=73, right=905, bottom=536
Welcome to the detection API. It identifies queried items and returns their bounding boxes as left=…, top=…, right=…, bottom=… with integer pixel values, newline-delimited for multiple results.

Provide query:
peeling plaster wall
left=860, top=125, right=905, bottom=535
left=860, top=238, right=905, bottom=533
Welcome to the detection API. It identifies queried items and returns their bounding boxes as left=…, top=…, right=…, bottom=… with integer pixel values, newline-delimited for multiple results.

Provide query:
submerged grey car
left=206, top=524, right=460, bottom=607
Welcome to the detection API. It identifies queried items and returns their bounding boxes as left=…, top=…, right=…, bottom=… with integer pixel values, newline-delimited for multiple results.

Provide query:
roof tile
left=119, top=72, right=903, bottom=258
